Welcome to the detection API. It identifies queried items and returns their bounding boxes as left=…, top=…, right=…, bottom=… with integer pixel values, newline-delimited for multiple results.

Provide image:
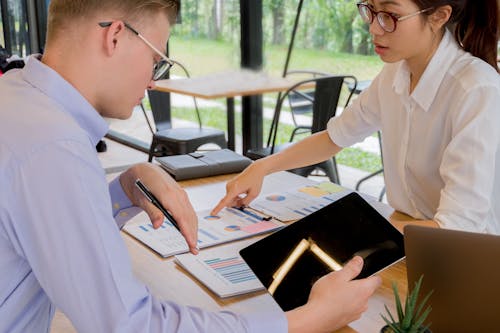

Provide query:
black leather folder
left=155, top=149, right=252, bottom=180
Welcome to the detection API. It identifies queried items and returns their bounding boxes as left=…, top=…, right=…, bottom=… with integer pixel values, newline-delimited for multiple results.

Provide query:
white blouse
left=328, top=30, right=500, bottom=233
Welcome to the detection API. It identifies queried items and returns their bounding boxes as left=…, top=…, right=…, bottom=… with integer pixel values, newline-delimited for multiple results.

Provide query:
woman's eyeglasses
left=356, top=3, right=433, bottom=33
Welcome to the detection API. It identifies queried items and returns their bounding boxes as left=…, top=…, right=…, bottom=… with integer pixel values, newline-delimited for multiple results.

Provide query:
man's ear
left=429, top=5, right=452, bottom=31
left=102, top=21, right=126, bottom=56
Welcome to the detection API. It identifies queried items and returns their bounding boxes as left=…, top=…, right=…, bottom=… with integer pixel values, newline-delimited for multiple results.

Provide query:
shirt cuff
left=109, top=176, right=141, bottom=229
left=240, top=309, right=288, bottom=333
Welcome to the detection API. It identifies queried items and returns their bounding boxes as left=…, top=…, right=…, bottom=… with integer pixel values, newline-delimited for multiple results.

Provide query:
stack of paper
left=175, top=247, right=265, bottom=298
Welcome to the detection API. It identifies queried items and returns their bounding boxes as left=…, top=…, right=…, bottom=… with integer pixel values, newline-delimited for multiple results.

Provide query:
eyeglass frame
left=98, top=21, right=174, bottom=81
left=356, top=2, right=434, bottom=33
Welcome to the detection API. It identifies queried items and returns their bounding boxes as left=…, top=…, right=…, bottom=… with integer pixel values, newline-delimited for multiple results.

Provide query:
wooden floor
left=98, top=137, right=149, bottom=172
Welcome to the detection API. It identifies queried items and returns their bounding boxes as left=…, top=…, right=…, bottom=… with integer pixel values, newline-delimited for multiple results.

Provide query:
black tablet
left=239, top=192, right=404, bottom=311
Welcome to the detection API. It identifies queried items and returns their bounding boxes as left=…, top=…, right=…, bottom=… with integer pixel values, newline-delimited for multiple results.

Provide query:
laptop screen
left=405, top=225, right=500, bottom=333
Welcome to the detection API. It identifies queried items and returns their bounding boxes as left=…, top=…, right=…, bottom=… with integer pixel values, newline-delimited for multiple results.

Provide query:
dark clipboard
left=155, top=149, right=252, bottom=180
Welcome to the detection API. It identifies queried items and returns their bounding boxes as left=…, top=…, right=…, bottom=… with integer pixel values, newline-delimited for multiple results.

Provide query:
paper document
left=123, top=207, right=285, bottom=258
left=249, top=181, right=351, bottom=222
left=175, top=246, right=265, bottom=298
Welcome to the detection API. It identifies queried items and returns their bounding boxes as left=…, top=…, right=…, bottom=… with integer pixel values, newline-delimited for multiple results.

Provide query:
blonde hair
left=47, top=0, right=179, bottom=41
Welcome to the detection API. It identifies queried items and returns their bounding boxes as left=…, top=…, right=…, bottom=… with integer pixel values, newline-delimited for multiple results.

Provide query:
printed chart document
left=123, top=207, right=285, bottom=258
left=122, top=172, right=383, bottom=259
left=175, top=245, right=265, bottom=298
left=249, top=181, right=351, bottom=222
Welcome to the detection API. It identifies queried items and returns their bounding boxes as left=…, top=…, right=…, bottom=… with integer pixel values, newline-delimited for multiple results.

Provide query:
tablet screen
left=239, top=192, right=404, bottom=311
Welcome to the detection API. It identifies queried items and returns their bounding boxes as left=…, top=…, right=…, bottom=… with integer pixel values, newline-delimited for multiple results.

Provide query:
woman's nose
left=147, top=79, right=156, bottom=90
left=369, top=18, right=385, bottom=36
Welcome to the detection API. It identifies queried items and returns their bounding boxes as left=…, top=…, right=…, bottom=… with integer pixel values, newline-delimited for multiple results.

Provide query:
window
left=1, top=0, right=30, bottom=56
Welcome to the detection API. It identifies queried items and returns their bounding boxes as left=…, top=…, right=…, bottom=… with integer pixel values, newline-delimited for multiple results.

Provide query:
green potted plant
left=381, top=275, right=433, bottom=333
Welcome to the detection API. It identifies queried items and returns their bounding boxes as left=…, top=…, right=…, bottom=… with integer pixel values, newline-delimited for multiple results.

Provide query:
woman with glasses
left=214, top=0, right=500, bottom=234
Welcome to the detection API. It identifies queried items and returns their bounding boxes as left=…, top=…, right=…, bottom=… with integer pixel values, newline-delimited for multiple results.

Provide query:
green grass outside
left=168, top=36, right=383, bottom=80
left=158, top=37, right=384, bottom=173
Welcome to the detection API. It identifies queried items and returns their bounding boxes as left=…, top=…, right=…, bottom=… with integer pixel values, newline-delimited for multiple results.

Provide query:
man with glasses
left=0, top=1, right=381, bottom=332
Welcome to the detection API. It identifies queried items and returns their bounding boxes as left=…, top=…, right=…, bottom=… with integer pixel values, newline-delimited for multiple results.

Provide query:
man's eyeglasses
left=357, top=3, right=433, bottom=33
left=98, top=21, right=174, bottom=80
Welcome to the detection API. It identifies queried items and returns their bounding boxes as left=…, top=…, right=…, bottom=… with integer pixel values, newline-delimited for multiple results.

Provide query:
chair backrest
left=310, top=76, right=345, bottom=133
left=285, top=70, right=331, bottom=121
left=267, top=74, right=357, bottom=151
left=147, top=90, right=172, bottom=132
left=287, top=90, right=314, bottom=115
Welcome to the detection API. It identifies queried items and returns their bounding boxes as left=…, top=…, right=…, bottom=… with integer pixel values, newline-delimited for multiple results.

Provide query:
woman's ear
left=429, top=5, right=452, bottom=31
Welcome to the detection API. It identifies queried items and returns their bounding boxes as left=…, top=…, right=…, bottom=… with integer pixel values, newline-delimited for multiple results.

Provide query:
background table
left=154, top=70, right=304, bottom=152
left=52, top=172, right=409, bottom=333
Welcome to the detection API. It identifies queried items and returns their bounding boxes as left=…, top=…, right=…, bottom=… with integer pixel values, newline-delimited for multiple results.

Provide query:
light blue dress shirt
left=0, top=56, right=287, bottom=333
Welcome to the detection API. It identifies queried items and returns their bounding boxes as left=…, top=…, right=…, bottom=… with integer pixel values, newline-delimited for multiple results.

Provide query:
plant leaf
left=387, top=322, right=402, bottom=333
left=381, top=314, right=393, bottom=327
left=383, top=304, right=397, bottom=325
left=420, top=323, right=432, bottom=332
left=392, top=282, right=404, bottom=323
left=381, top=318, right=403, bottom=333
left=414, top=289, right=433, bottom=321
left=402, top=275, right=424, bottom=328
left=408, top=326, right=417, bottom=333
left=402, top=293, right=412, bottom=329
left=413, top=306, right=432, bottom=330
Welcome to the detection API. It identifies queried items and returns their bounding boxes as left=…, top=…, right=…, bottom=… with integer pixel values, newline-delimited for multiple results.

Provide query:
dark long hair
left=413, top=0, right=499, bottom=72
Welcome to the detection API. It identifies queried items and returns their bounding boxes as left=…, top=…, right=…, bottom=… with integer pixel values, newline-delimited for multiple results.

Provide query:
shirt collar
left=21, top=55, right=108, bottom=146
left=393, top=29, right=459, bottom=112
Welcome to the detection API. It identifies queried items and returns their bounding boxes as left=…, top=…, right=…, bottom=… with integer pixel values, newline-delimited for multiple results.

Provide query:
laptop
left=240, top=192, right=405, bottom=311
left=404, top=225, right=500, bottom=333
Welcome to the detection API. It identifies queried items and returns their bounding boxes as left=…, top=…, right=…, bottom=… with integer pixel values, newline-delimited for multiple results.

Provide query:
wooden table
left=154, top=70, right=303, bottom=152
left=52, top=172, right=409, bottom=333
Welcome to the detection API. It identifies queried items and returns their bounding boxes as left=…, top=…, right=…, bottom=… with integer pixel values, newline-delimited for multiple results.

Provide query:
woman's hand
left=211, top=160, right=268, bottom=215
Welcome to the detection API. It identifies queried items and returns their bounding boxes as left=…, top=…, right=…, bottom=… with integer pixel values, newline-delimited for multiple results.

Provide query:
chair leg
left=355, top=168, right=384, bottom=191
left=331, top=157, right=339, bottom=184
left=147, top=149, right=154, bottom=162
left=320, top=159, right=340, bottom=184
left=215, top=135, right=228, bottom=149
left=378, top=186, right=386, bottom=202
left=289, top=165, right=315, bottom=178
left=289, top=127, right=300, bottom=142
left=148, top=138, right=159, bottom=162
left=288, top=158, right=340, bottom=185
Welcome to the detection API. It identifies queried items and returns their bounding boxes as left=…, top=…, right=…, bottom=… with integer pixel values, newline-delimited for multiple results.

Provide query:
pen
left=237, top=206, right=273, bottom=221
left=135, top=179, right=180, bottom=232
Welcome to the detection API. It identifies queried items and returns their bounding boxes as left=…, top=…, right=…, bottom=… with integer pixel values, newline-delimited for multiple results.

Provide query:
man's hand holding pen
left=120, top=163, right=199, bottom=254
